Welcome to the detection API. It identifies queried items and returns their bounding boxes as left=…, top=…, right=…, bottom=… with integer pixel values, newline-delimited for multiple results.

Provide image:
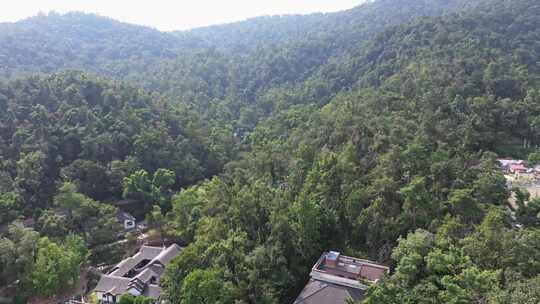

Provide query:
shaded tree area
left=0, top=71, right=230, bottom=214
left=0, top=72, right=233, bottom=301
left=0, top=222, right=87, bottom=302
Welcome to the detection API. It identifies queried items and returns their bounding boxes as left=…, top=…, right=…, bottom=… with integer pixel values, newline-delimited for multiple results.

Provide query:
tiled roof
left=148, top=243, right=182, bottom=266
left=109, top=246, right=163, bottom=277
left=94, top=275, right=131, bottom=295
left=511, top=164, right=527, bottom=171
left=95, top=244, right=182, bottom=300
left=294, top=279, right=364, bottom=304
left=134, top=264, right=164, bottom=284
left=146, top=285, right=162, bottom=299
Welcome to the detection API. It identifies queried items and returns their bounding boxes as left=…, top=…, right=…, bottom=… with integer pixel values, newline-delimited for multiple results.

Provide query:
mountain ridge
left=0, top=0, right=479, bottom=80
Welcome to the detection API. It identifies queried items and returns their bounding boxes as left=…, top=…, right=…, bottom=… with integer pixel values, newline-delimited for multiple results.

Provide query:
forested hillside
left=1, top=0, right=479, bottom=132
left=181, top=0, right=475, bottom=54
left=0, top=0, right=476, bottom=77
left=0, top=12, right=189, bottom=79
left=1, top=0, right=540, bottom=303
left=126, top=0, right=482, bottom=132
left=159, top=0, right=540, bottom=303
left=0, top=72, right=234, bottom=301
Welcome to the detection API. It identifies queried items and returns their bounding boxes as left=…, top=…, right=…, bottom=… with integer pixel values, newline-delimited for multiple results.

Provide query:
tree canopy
left=1, top=0, right=539, bottom=303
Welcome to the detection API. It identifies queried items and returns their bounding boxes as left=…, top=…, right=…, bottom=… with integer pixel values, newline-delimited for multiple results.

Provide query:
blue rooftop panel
left=327, top=251, right=340, bottom=261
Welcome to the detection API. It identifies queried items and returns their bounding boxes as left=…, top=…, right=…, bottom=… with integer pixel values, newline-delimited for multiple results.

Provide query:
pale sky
left=1, top=0, right=364, bottom=31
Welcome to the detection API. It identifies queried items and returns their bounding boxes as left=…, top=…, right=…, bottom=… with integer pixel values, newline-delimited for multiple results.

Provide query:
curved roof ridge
left=146, top=243, right=182, bottom=267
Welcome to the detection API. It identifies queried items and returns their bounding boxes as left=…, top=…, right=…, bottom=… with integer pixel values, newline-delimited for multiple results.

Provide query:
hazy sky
left=1, top=0, right=364, bottom=31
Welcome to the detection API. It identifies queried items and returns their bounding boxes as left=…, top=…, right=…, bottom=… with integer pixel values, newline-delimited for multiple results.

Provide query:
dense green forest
left=1, top=0, right=540, bottom=303
left=0, top=0, right=478, bottom=132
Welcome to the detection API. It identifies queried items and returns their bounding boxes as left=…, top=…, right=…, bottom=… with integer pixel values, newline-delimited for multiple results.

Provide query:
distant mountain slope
left=179, top=0, right=476, bottom=55
left=125, top=0, right=484, bottom=131
left=0, top=12, right=185, bottom=78
left=0, top=0, right=477, bottom=81
left=0, top=0, right=487, bottom=136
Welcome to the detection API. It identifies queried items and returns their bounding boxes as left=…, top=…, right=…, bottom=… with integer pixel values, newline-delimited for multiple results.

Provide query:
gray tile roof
left=134, top=264, right=164, bottom=284
left=94, top=275, right=131, bottom=295
left=145, top=285, right=162, bottom=299
left=95, top=244, right=182, bottom=299
left=148, top=243, right=182, bottom=266
left=294, top=279, right=364, bottom=304
left=109, top=246, right=163, bottom=277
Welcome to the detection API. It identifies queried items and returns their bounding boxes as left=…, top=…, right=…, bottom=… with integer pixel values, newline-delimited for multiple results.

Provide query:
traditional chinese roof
left=94, top=244, right=182, bottom=299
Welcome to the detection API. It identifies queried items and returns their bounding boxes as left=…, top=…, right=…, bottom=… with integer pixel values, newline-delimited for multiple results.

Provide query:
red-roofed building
left=510, top=164, right=527, bottom=174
